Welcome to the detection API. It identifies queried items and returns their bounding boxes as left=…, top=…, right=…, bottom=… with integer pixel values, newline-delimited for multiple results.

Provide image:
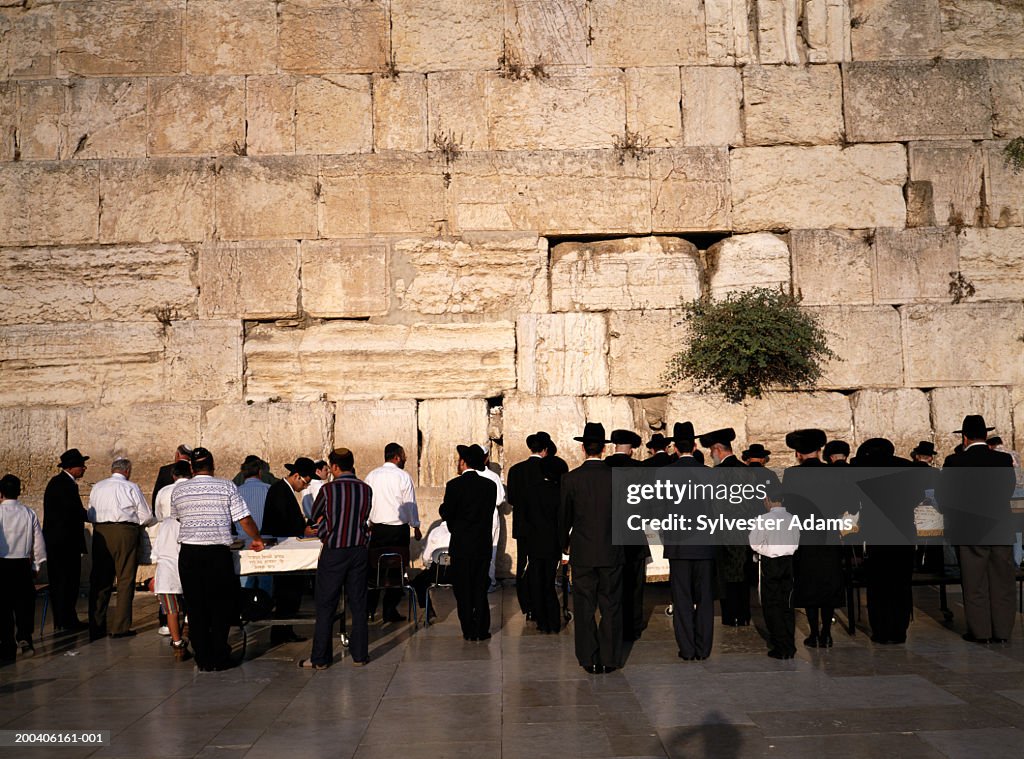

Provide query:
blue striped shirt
left=311, top=474, right=372, bottom=549
left=237, top=477, right=271, bottom=531
left=170, top=475, right=250, bottom=546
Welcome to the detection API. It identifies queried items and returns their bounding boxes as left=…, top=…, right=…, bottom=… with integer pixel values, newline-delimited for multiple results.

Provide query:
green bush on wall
left=662, top=287, right=837, bottom=404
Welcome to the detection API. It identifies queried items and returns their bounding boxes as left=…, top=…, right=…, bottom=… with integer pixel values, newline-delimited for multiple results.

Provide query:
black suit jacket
left=662, top=456, right=714, bottom=560
left=559, top=459, right=623, bottom=568
left=152, top=463, right=176, bottom=507
left=261, top=479, right=307, bottom=537
left=643, top=451, right=673, bottom=468
left=508, top=455, right=567, bottom=557
left=604, top=453, right=639, bottom=468
left=43, top=471, right=87, bottom=555
left=440, top=471, right=497, bottom=560
left=939, top=443, right=1016, bottom=544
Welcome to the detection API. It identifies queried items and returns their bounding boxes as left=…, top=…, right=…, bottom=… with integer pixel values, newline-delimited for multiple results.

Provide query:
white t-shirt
left=153, top=516, right=182, bottom=595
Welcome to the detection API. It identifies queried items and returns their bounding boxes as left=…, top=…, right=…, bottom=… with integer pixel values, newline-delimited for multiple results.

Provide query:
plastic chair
left=424, top=549, right=453, bottom=626
left=373, top=552, right=418, bottom=629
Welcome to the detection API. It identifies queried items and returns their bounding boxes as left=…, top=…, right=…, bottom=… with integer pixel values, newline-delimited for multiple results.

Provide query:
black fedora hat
left=58, top=448, right=89, bottom=468
left=823, top=440, right=850, bottom=459
left=856, top=437, right=895, bottom=460
left=785, top=429, right=827, bottom=454
left=911, top=440, right=937, bottom=457
left=741, top=443, right=771, bottom=460
left=456, top=444, right=486, bottom=470
left=672, top=421, right=696, bottom=444
left=954, top=415, right=994, bottom=439
left=646, top=433, right=671, bottom=451
left=284, top=457, right=317, bottom=479
left=574, top=422, right=609, bottom=444
left=610, top=429, right=642, bottom=447
left=526, top=431, right=552, bottom=450
left=698, top=428, right=736, bottom=448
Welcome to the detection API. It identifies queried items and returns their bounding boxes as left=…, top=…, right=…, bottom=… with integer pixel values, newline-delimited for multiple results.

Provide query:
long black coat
left=261, top=479, right=307, bottom=537
left=663, top=456, right=714, bottom=560
left=559, top=459, right=623, bottom=568
left=508, top=455, right=567, bottom=558
left=440, top=471, right=497, bottom=560
left=939, top=444, right=1016, bottom=545
left=785, top=458, right=844, bottom=608
left=43, top=472, right=87, bottom=555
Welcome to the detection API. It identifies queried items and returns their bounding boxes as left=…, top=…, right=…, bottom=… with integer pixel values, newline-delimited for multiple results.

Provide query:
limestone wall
left=2, top=1, right=1023, bottom=574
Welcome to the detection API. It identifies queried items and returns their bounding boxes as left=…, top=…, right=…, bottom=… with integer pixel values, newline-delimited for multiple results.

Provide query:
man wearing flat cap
left=643, top=434, right=674, bottom=468
left=605, top=429, right=650, bottom=641
left=560, top=423, right=623, bottom=673
left=43, top=448, right=90, bottom=635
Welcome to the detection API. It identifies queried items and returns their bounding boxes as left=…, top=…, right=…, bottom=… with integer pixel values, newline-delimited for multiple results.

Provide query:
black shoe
left=819, top=635, right=833, bottom=648
left=583, top=664, right=601, bottom=674
left=962, top=632, right=990, bottom=644
left=678, top=652, right=696, bottom=661
left=525, top=612, right=534, bottom=621
left=804, top=635, right=819, bottom=648
left=463, top=635, right=477, bottom=641
left=109, top=630, right=136, bottom=639
left=990, top=637, right=1009, bottom=644
left=602, top=666, right=618, bottom=674
left=477, top=632, right=492, bottom=641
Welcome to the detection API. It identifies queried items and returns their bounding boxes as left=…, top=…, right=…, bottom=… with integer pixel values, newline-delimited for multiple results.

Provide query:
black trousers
left=669, top=559, right=714, bottom=659
left=451, top=552, right=490, bottom=639
left=526, top=555, right=560, bottom=632
left=759, top=555, right=795, bottom=656
left=515, top=550, right=530, bottom=614
left=621, top=546, right=647, bottom=640
left=179, top=544, right=240, bottom=670
left=959, top=544, right=1017, bottom=641
left=865, top=545, right=914, bottom=643
left=571, top=563, right=623, bottom=668
left=312, top=546, right=368, bottom=665
left=0, top=558, right=35, bottom=659
left=720, top=582, right=751, bottom=626
left=46, top=548, right=82, bottom=630
left=271, top=574, right=304, bottom=641
left=367, top=523, right=409, bottom=618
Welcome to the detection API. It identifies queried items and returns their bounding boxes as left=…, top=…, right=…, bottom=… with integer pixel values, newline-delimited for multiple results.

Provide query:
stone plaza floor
left=1, top=583, right=1023, bottom=759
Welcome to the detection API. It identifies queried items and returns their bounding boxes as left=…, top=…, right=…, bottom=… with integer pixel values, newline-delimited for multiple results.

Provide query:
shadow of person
left=661, top=712, right=745, bottom=759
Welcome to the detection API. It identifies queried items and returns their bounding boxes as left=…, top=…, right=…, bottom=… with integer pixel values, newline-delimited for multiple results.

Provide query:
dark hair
left=171, top=460, right=192, bottom=480
left=676, top=439, right=695, bottom=454
left=0, top=473, right=21, bottom=499
left=241, top=458, right=262, bottom=478
left=583, top=441, right=605, bottom=456
left=190, top=447, right=214, bottom=473
left=314, top=460, right=327, bottom=469
left=329, top=448, right=354, bottom=472
left=383, top=442, right=403, bottom=462
left=527, top=437, right=548, bottom=454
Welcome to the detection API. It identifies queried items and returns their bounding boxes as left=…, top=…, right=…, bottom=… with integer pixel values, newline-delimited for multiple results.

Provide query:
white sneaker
left=158, top=626, right=171, bottom=636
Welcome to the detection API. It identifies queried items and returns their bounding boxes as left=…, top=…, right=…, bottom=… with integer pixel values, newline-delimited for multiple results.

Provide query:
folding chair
left=424, top=549, right=453, bottom=626
left=372, top=552, right=418, bottom=629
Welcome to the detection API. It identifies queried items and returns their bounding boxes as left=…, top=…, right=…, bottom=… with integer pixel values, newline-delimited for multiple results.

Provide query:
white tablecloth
left=233, top=537, right=323, bottom=575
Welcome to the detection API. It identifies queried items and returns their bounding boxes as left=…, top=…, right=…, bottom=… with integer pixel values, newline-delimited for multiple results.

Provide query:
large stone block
left=708, top=232, right=791, bottom=299
left=939, top=0, right=1024, bottom=58
left=148, top=77, right=245, bottom=156
left=590, top=0, right=706, bottom=66
left=333, top=400, right=419, bottom=482
left=56, top=1, right=183, bottom=76
left=486, top=69, right=625, bottom=151
left=608, top=309, right=683, bottom=396
left=450, top=150, right=651, bottom=234
left=391, top=0, right=503, bottom=71
left=0, top=162, right=98, bottom=246
left=851, top=389, right=933, bottom=461
left=551, top=236, right=700, bottom=312
left=958, top=228, right=1024, bottom=301
left=63, top=78, right=148, bottom=160
left=215, top=156, right=318, bottom=240
left=679, top=67, right=742, bottom=147
left=730, top=145, right=906, bottom=231
left=418, top=399, right=490, bottom=487
left=0, top=244, right=197, bottom=326
left=301, top=239, right=389, bottom=318
left=931, top=386, right=1014, bottom=457
left=908, top=141, right=985, bottom=228
left=503, top=0, right=590, bottom=66
left=704, top=0, right=753, bottom=64
left=17, top=81, right=63, bottom=161
left=0, top=408, right=67, bottom=507
left=843, top=61, right=993, bottom=142
left=198, top=241, right=299, bottom=319
left=650, top=148, right=731, bottom=231
left=393, top=236, right=547, bottom=316
left=743, top=65, right=843, bottom=146
left=584, top=395, right=645, bottom=457
left=185, top=0, right=277, bottom=75
left=295, top=75, right=373, bottom=155
left=164, top=320, right=243, bottom=402
left=990, top=60, right=1024, bottom=139
left=872, top=227, right=959, bottom=304
left=984, top=141, right=1024, bottom=229
left=320, top=154, right=446, bottom=237
left=373, top=74, right=428, bottom=152
left=278, top=1, right=388, bottom=74
left=667, top=393, right=749, bottom=454
left=744, top=392, right=853, bottom=458
left=901, top=304, right=1024, bottom=386
left=802, top=0, right=852, bottom=63
left=806, top=305, right=904, bottom=389
left=99, top=158, right=215, bottom=244
left=0, top=84, right=13, bottom=162
left=245, top=76, right=296, bottom=155
left=626, top=67, right=682, bottom=148
left=426, top=72, right=489, bottom=151
left=245, top=322, right=517, bottom=401
left=1014, top=386, right=1024, bottom=455
left=754, top=0, right=802, bottom=64
left=790, top=229, right=874, bottom=306
left=501, top=393, right=586, bottom=470
left=0, top=5, right=56, bottom=79
left=850, top=0, right=941, bottom=60
left=517, top=313, right=609, bottom=396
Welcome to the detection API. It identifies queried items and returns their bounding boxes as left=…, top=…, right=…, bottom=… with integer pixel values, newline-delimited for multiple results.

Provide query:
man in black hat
left=508, top=432, right=549, bottom=620
left=823, top=440, right=850, bottom=465
left=441, top=445, right=498, bottom=641
left=605, top=429, right=650, bottom=641
left=606, top=429, right=642, bottom=468
left=668, top=422, right=702, bottom=468
left=741, top=444, right=771, bottom=466
left=643, top=434, right=673, bottom=468
left=42, top=448, right=90, bottom=635
left=910, top=441, right=937, bottom=466
left=939, top=415, right=1017, bottom=644
left=560, top=423, right=623, bottom=673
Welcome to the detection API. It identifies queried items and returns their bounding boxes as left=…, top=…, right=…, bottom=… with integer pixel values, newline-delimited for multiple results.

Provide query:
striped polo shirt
left=311, top=474, right=372, bottom=549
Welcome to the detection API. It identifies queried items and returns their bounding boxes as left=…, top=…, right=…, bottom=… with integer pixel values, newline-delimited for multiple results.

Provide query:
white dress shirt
left=749, top=506, right=801, bottom=558
left=0, top=498, right=47, bottom=571
left=365, top=462, right=420, bottom=527
left=478, top=465, right=505, bottom=546
left=88, top=473, right=154, bottom=526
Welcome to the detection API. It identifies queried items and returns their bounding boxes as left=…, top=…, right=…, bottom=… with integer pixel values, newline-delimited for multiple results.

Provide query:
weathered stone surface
left=939, top=0, right=1024, bottom=59
left=590, top=0, right=706, bottom=66
left=64, top=78, right=148, bottom=160
left=806, top=306, right=904, bottom=389
left=185, top=0, right=277, bottom=75
left=517, top=313, right=609, bottom=396
left=745, top=392, right=853, bottom=458
left=295, top=75, right=373, bottom=155
left=708, top=232, right=790, bottom=299
left=57, top=1, right=183, bottom=76
left=873, top=227, right=959, bottom=304
left=851, top=389, right=933, bottom=461
left=958, top=228, right=1024, bottom=301
left=418, top=399, right=490, bottom=487
left=850, top=0, right=941, bottom=60
left=216, top=156, right=318, bottom=240
left=551, top=236, right=699, bottom=312
left=905, top=181, right=937, bottom=228
left=426, top=72, right=489, bottom=151
left=704, top=0, right=753, bottom=64
left=844, top=61, right=993, bottom=142
left=99, top=159, right=215, bottom=244
left=908, top=141, right=985, bottom=228
left=502, top=394, right=586, bottom=469
left=391, top=0, right=503, bottom=72
left=245, top=322, right=517, bottom=401
left=984, top=141, right=1024, bottom=229
left=278, top=1, right=388, bottom=73
left=931, top=386, right=1014, bottom=457
left=1014, top=386, right=1024, bottom=455
left=650, top=148, right=731, bottom=231
left=754, top=0, right=802, bottom=64
left=584, top=395, right=645, bottom=457
left=203, top=401, right=335, bottom=484
left=791, top=229, right=874, bottom=306
left=901, top=304, right=1024, bottom=386
left=0, top=408, right=67, bottom=508
left=0, top=5, right=56, bottom=79
left=198, top=241, right=299, bottom=319
left=802, top=0, right=852, bottom=63
left=334, top=400, right=419, bottom=483
left=487, top=70, right=625, bottom=152
left=625, top=67, right=682, bottom=147
left=393, top=236, right=547, bottom=316
left=679, top=67, right=742, bottom=146
left=503, top=0, right=589, bottom=66
left=990, top=60, right=1024, bottom=139
left=17, top=81, right=63, bottom=161
left=730, top=145, right=906, bottom=231
left=0, top=244, right=196, bottom=326
left=301, top=239, right=389, bottom=318
left=666, top=393, right=749, bottom=454
left=451, top=151, right=651, bottom=234
left=608, top=309, right=683, bottom=395
left=373, top=74, right=428, bottom=152
left=165, top=320, right=243, bottom=402
left=148, top=77, right=245, bottom=156
left=743, top=65, right=843, bottom=146
left=0, top=162, right=98, bottom=246
left=0, top=84, right=14, bottom=162
left=245, top=76, right=296, bottom=155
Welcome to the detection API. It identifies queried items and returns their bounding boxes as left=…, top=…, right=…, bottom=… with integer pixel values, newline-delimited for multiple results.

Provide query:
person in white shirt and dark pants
left=0, top=474, right=47, bottom=660
left=749, top=481, right=801, bottom=660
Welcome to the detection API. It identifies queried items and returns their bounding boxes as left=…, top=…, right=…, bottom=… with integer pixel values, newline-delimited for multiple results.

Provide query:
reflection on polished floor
left=1, top=584, right=1023, bottom=758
